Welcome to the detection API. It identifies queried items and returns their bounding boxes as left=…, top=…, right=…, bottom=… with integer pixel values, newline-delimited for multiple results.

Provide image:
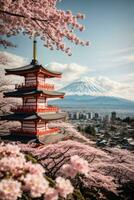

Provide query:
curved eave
left=0, top=112, right=66, bottom=122
left=5, top=63, right=62, bottom=78
left=39, top=66, right=62, bottom=78
left=5, top=64, right=36, bottom=76
left=4, top=90, right=65, bottom=99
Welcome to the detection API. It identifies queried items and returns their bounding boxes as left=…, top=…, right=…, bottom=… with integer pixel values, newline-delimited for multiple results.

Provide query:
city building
left=88, top=112, right=93, bottom=119
left=103, top=115, right=110, bottom=123
left=94, top=113, right=99, bottom=119
left=76, top=112, right=80, bottom=120
left=111, top=112, right=116, bottom=121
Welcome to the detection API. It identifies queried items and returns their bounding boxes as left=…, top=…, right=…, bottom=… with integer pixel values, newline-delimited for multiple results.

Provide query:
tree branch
left=0, top=9, right=48, bottom=22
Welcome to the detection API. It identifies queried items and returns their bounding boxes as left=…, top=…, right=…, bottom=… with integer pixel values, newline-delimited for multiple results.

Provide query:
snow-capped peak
left=59, top=77, right=116, bottom=96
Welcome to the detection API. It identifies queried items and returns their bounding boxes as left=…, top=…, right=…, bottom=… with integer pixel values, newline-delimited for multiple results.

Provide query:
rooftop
left=0, top=112, right=66, bottom=121
left=5, top=62, right=62, bottom=78
left=4, top=89, right=65, bottom=98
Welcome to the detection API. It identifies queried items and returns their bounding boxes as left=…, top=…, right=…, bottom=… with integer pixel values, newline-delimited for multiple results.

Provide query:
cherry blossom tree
left=0, top=143, right=90, bottom=200
left=0, top=73, right=20, bottom=134
left=1, top=120, right=134, bottom=199
left=0, top=52, right=23, bottom=135
left=49, top=121, right=95, bottom=144
left=0, top=0, right=89, bottom=55
left=19, top=139, right=134, bottom=200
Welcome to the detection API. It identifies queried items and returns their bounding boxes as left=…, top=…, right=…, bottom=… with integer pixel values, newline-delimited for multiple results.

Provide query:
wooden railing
left=38, top=83, right=54, bottom=90
left=11, top=106, right=59, bottom=113
left=37, top=128, right=59, bottom=135
left=15, top=82, right=54, bottom=90
left=10, top=127, right=60, bottom=135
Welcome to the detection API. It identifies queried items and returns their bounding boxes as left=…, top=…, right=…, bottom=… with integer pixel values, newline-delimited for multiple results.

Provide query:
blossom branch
left=0, top=9, right=48, bottom=22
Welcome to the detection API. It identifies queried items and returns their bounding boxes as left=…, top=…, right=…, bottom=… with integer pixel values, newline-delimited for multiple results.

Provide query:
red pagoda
left=1, top=39, right=66, bottom=140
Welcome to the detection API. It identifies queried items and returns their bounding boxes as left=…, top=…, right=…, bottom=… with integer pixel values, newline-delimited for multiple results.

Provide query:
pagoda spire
left=33, top=35, right=37, bottom=61
left=31, top=34, right=38, bottom=65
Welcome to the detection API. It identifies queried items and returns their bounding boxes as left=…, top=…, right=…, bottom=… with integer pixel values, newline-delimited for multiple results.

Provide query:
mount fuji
left=50, top=77, right=134, bottom=113
left=59, top=77, right=115, bottom=96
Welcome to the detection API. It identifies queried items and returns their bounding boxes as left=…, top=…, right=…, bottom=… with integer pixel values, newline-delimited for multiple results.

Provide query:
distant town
left=65, top=110, right=134, bottom=150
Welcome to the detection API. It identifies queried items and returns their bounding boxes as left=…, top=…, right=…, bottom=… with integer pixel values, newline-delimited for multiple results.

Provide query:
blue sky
left=0, top=0, right=134, bottom=100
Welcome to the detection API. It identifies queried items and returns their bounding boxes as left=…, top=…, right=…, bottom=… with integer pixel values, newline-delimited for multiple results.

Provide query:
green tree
left=84, top=125, right=96, bottom=136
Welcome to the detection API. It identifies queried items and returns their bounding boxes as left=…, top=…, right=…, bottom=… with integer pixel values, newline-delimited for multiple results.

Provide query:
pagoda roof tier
left=4, top=89, right=65, bottom=98
left=5, top=63, right=62, bottom=78
left=0, top=112, right=66, bottom=122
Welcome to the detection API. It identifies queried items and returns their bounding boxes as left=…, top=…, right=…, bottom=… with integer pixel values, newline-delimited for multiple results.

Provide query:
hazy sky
left=0, top=0, right=134, bottom=99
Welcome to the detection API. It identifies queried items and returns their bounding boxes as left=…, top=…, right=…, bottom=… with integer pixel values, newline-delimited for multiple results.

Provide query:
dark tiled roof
left=0, top=112, right=66, bottom=121
left=4, top=89, right=65, bottom=98
left=5, top=64, right=36, bottom=73
left=5, top=63, right=62, bottom=76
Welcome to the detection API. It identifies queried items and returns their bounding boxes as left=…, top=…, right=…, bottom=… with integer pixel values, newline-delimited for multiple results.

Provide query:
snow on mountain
left=51, top=77, right=134, bottom=112
left=59, top=77, right=117, bottom=97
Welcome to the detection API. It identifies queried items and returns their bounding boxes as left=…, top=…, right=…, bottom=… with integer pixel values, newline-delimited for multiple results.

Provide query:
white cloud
left=0, top=51, right=26, bottom=85
left=104, top=46, right=134, bottom=55
left=47, top=62, right=91, bottom=88
left=93, top=76, right=134, bottom=100
left=94, top=76, right=125, bottom=91
left=0, top=51, right=27, bottom=67
left=127, top=55, right=134, bottom=62
left=99, top=46, right=134, bottom=68
left=118, top=72, right=134, bottom=83
left=99, top=54, right=134, bottom=68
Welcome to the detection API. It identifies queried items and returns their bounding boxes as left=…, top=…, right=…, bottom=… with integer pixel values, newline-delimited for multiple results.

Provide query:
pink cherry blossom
left=0, top=156, right=26, bottom=176
left=0, top=143, right=77, bottom=199
left=24, top=161, right=45, bottom=176
left=62, top=155, right=90, bottom=177
left=23, top=174, right=49, bottom=198
left=0, top=0, right=90, bottom=54
left=0, top=179, right=22, bottom=200
left=62, top=163, right=77, bottom=177
left=0, top=143, right=21, bottom=157
left=56, top=177, right=74, bottom=198
left=70, top=155, right=89, bottom=175
left=45, top=188, right=58, bottom=200
left=49, top=121, right=94, bottom=144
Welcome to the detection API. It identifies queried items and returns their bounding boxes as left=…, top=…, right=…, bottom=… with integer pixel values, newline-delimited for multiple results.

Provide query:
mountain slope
left=51, top=95, right=134, bottom=109
left=50, top=77, right=134, bottom=112
left=59, top=77, right=114, bottom=96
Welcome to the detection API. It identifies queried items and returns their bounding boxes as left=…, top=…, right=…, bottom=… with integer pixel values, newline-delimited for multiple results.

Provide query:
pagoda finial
left=31, top=33, right=38, bottom=65
left=33, top=34, right=37, bottom=61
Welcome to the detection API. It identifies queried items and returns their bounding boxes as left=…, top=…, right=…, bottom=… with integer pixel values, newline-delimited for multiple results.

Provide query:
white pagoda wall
left=37, top=74, right=45, bottom=85
left=37, top=122, right=47, bottom=131
left=23, top=97, right=47, bottom=108
left=37, top=97, right=47, bottom=108
left=25, top=73, right=46, bottom=86
left=22, top=121, right=36, bottom=132
left=25, top=73, right=37, bottom=86
left=22, top=121, right=48, bottom=132
left=23, top=97, right=37, bottom=108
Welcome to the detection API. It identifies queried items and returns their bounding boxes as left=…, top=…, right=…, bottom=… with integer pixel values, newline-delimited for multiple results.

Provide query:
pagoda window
left=37, top=122, right=46, bottom=131
left=37, top=97, right=46, bottom=108
left=37, top=74, right=45, bottom=86
left=22, top=121, right=36, bottom=131
left=24, top=97, right=37, bottom=108
left=25, top=73, right=37, bottom=86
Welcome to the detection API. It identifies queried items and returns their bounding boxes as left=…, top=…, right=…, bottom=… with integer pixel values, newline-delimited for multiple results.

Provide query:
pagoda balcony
left=10, top=127, right=60, bottom=136
left=11, top=105, right=59, bottom=113
left=15, top=82, right=54, bottom=90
